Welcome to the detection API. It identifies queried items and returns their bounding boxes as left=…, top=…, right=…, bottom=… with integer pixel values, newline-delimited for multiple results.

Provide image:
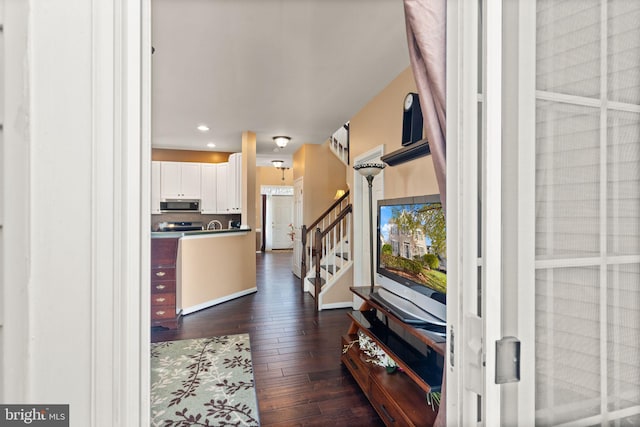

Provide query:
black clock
left=401, top=92, right=423, bottom=146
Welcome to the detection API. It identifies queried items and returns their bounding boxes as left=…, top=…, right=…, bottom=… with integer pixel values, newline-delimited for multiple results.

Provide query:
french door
left=448, top=0, right=640, bottom=425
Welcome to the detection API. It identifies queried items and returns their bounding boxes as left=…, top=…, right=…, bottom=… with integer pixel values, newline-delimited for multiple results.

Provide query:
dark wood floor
left=151, top=251, right=383, bottom=426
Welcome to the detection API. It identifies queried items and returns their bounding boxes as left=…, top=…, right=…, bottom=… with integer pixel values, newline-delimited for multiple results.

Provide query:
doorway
left=268, top=195, right=294, bottom=250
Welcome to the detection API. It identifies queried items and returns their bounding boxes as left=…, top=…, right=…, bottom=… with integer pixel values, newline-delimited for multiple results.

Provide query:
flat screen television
left=374, top=194, right=446, bottom=332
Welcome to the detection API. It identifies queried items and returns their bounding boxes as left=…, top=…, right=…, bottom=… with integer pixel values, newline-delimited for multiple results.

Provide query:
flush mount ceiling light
left=197, top=124, right=210, bottom=132
left=206, top=142, right=216, bottom=148
left=273, top=136, right=291, bottom=149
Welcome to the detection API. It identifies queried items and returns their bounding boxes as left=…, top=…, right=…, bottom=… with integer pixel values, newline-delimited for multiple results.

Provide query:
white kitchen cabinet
left=216, top=162, right=229, bottom=213
left=151, top=161, right=162, bottom=214
left=200, top=163, right=218, bottom=214
left=228, top=153, right=242, bottom=213
left=160, top=161, right=201, bottom=199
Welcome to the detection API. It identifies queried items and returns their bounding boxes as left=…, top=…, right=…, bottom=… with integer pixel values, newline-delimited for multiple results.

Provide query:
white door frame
left=2, top=0, right=151, bottom=424
left=352, top=145, right=385, bottom=308
left=447, top=0, right=504, bottom=425
left=293, top=177, right=304, bottom=277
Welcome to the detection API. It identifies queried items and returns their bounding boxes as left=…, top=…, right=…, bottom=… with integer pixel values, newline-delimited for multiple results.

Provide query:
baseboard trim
left=181, top=288, right=258, bottom=315
left=320, top=301, right=353, bottom=310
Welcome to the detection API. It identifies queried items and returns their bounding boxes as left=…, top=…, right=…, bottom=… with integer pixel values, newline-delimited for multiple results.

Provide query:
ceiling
left=151, top=0, right=410, bottom=166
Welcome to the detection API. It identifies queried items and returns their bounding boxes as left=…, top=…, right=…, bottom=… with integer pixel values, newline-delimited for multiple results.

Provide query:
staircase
left=301, top=190, right=353, bottom=311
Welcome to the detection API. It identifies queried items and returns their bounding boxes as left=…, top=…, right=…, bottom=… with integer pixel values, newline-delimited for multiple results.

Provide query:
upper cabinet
left=200, top=163, right=218, bottom=214
left=160, top=161, right=201, bottom=199
left=228, top=153, right=242, bottom=213
left=216, top=162, right=230, bottom=213
left=151, top=158, right=241, bottom=215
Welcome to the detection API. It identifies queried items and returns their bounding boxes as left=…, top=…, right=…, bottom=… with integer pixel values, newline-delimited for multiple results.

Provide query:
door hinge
left=495, top=336, right=520, bottom=384
left=449, top=326, right=454, bottom=367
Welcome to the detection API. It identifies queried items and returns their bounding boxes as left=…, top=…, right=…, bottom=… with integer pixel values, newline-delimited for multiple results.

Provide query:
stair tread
left=320, top=264, right=340, bottom=274
left=306, top=276, right=326, bottom=286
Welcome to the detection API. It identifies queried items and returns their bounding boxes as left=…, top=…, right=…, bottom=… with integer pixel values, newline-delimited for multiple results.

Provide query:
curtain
left=403, top=1, right=447, bottom=426
left=403, top=0, right=447, bottom=212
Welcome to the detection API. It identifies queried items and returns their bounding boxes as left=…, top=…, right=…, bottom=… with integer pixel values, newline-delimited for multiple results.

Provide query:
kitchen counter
left=151, top=227, right=257, bottom=315
left=151, top=227, right=251, bottom=239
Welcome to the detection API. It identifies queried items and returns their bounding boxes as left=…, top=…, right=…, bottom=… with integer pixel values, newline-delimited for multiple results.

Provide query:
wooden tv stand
left=341, top=287, right=445, bottom=427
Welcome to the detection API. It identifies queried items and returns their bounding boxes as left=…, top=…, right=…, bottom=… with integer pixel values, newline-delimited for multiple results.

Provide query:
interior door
left=513, top=1, right=640, bottom=425
left=271, top=195, right=294, bottom=250
left=449, top=1, right=640, bottom=425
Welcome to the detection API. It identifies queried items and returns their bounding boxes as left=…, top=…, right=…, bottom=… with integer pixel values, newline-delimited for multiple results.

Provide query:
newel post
left=314, top=227, right=322, bottom=310
left=300, top=225, right=307, bottom=289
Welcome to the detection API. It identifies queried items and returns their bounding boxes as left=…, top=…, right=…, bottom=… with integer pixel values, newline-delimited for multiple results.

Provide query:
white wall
left=2, top=1, right=147, bottom=425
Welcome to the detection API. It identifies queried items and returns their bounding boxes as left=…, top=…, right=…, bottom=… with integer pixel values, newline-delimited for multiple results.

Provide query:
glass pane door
left=532, top=1, right=640, bottom=425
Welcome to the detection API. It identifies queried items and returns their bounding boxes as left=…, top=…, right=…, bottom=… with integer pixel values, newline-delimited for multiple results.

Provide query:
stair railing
left=300, top=190, right=350, bottom=290
left=312, top=205, right=352, bottom=306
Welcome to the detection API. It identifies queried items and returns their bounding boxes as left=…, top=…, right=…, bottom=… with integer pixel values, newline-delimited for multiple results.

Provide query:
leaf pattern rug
left=151, top=334, right=260, bottom=426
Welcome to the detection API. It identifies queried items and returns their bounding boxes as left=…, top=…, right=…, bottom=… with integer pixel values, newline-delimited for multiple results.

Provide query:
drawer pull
left=155, top=284, right=166, bottom=290
left=380, top=404, right=395, bottom=423
left=348, top=357, right=359, bottom=371
left=155, top=271, right=166, bottom=277
left=155, top=297, right=166, bottom=303
left=155, top=310, right=166, bottom=316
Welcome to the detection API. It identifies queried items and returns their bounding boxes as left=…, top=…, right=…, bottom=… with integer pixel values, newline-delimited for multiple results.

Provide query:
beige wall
left=293, top=145, right=307, bottom=181
left=152, top=148, right=232, bottom=163
left=296, top=141, right=347, bottom=225
left=349, top=67, right=439, bottom=199
left=254, top=166, right=294, bottom=235
left=179, top=233, right=257, bottom=311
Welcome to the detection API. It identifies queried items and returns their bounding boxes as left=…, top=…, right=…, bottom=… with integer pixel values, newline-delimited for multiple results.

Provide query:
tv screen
left=376, top=195, right=446, bottom=327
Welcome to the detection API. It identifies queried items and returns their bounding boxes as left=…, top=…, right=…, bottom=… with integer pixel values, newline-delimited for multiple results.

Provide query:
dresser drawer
left=151, top=305, right=177, bottom=320
left=151, top=267, right=176, bottom=281
left=151, top=280, right=176, bottom=294
left=151, top=293, right=175, bottom=306
left=369, top=376, right=411, bottom=426
left=341, top=336, right=370, bottom=391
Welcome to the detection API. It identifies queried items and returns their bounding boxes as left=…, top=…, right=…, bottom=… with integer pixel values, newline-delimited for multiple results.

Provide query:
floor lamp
left=354, top=162, right=385, bottom=292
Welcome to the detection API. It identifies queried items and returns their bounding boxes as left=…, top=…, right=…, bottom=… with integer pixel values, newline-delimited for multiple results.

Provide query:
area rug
left=151, top=334, right=260, bottom=427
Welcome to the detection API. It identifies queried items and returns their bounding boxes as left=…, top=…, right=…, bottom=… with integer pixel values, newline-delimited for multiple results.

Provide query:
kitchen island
left=151, top=227, right=257, bottom=317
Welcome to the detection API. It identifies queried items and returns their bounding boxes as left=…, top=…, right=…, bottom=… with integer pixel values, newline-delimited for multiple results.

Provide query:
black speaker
left=401, top=92, right=423, bottom=146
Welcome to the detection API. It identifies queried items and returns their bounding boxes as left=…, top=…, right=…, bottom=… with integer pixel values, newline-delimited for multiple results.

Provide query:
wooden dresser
left=150, top=237, right=181, bottom=329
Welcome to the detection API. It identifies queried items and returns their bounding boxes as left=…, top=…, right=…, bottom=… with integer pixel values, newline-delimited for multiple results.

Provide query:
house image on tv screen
left=388, top=225, right=428, bottom=260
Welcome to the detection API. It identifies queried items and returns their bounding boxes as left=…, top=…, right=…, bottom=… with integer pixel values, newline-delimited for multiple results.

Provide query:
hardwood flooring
left=151, top=251, right=383, bottom=426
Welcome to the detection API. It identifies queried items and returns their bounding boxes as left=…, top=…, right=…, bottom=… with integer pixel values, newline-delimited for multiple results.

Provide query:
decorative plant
left=342, top=331, right=398, bottom=373
left=287, top=223, right=295, bottom=242
left=426, top=391, right=441, bottom=411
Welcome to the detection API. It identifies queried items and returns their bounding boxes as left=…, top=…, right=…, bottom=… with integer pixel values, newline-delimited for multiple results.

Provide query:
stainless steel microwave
left=160, top=199, right=200, bottom=212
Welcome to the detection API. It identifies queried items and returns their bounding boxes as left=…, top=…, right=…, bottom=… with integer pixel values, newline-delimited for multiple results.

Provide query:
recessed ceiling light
left=197, top=124, right=210, bottom=132
left=207, top=143, right=216, bottom=148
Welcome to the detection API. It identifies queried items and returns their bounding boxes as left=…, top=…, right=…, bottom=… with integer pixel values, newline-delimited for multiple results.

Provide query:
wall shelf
left=381, top=139, right=430, bottom=166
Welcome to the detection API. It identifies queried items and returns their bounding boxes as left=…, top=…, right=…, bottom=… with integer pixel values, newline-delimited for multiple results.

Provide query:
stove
left=156, top=221, right=204, bottom=232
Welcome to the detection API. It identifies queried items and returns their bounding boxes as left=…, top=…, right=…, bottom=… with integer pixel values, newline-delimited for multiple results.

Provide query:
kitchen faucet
left=206, top=220, right=223, bottom=230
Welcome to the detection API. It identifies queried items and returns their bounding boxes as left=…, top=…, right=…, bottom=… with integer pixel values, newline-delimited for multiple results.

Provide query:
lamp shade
left=272, top=160, right=284, bottom=168
left=353, top=162, right=385, bottom=177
